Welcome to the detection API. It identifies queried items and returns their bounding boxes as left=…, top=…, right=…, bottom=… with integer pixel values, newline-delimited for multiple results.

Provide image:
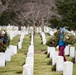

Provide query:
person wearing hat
left=58, top=28, right=67, bottom=61
left=0, top=31, right=7, bottom=44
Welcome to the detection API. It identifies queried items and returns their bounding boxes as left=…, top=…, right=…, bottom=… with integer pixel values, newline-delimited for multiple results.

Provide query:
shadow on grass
left=16, top=70, right=22, bottom=74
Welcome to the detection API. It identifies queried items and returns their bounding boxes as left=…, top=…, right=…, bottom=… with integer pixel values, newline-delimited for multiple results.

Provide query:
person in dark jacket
left=0, top=31, right=7, bottom=44
left=58, top=28, right=67, bottom=61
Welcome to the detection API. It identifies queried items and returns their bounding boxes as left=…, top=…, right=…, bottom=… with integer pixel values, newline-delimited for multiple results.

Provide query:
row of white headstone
left=0, top=25, right=76, bottom=36
left=7, top=30, right=29, bottom=41
left=40, top=32, right=46, bottom=45
left=64, top=45, right=75, bottom=57
left=48, top=29, right=57, bottom=36
left=22, top=32, right=34, bottom=75
left=0, top=31, right=27, bottom=67
left=56, top=56, right=73, bottom=75
left=0, top=25, right=26, bottom=31
left=0, top=25, right=29, bottom=41
left=0, top=45, right=17, bottom=67
left=18, top=31, right=27, bottom=49
left=47, top=46, right=75, bottom=75
left=7, top=30, right=19, bottom=40
left=48, top=46, right=75, bottom=59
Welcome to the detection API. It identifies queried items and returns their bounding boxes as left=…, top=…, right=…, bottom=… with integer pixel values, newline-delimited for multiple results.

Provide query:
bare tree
left=0, top=0, right=12, bottom=14
left=0, top=0, right=60, bottom=30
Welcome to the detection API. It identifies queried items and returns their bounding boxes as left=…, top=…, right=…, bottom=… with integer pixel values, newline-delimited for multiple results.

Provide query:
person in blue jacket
left=58, top=28, right=67, bottom=61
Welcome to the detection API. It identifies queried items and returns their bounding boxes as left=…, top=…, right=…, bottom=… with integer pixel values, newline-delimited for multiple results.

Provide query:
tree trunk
left=41, top=17, right=44, bottom=32
left=18, top=25, right=21, bottom=31
left=33, top=20, right=36, bottom=45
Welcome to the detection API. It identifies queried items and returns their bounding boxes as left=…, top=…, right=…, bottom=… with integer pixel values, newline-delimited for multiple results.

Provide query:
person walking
left=58, top=28, right=67, bottom=61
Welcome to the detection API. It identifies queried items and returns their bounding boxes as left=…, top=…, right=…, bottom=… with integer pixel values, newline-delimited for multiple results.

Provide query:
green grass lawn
left=0, top=33, right=76, bottom=75
left=34, top=34, right=63, bottom=75
left=34, top=33, right=76, bottom=75
left=0, top=34, right=30, bottom=75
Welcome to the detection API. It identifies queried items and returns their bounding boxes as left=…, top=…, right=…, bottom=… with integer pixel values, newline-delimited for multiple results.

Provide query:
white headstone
left=70, top=46, right=75, bottom=57
left=27, top=52, right=34, bottom=57
left=26, top=57, right=34, bottom=67
left=10, top=31, right=14, bottom=40
left=13, top=46, right=17, bottom=54
left=43, top=38, right=46, bottom=45
left=56, top=56, right=64, bottom=71
left=10, top=35, right=13, bottom=40
left=9, top=45, right=17, bottom=56
left=26, top=57, right=34, bottom=74
left=49, top=31, right=54, bottom=36
left=18, top=42, right=22, bottom=49
left=63, top=61, right=73, bottom=75
left=20, top=34, right=24, bottom=42
left=20, top=39, right=23, bottom=43
left=49, top=47, right=55, bottom=58
left=0, top=53, right=5, bottom=67
left=64, top=46, right=69, bottom=55
left=36, top=27, right=39, bottom=33
left=28, top=45, right=34, bottom=53
left=52, top=51, right=58, bottom=65
left=40, top=32, right=46, bottom=45
left=23, top=64, right=32, bottom=75
left=47, top=46, right=50, bottom=54
left=5, top=48, right=11, bottom=61
left=31, top=39, right=34, bottom=45
left=47, top=46, right=55, bottom=54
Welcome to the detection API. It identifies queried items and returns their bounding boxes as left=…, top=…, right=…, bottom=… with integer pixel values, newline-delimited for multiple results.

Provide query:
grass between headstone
left=34, top=33, right=76, bottom=75
left=0, top=33, right=76, bottom=75
left=0, top=34, right=30, bottom=75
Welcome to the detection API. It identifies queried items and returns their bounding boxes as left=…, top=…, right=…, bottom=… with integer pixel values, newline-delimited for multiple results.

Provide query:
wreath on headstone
left=0, top=30, right=10, bottom=52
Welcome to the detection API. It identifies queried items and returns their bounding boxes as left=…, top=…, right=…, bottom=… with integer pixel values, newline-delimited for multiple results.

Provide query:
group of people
left=0, top=31, right=7, bottom=45
left=0, top=28, right=70, bottom=61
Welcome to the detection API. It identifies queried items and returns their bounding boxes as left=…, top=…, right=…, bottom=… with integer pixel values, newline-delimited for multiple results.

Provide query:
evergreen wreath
left=46, top=30, right=76, bottom=47
left=62, top=32, right=76, bottom=45
left=46, top=35, right=58, bottom=47
left=0, top=31, right=10, bottom=52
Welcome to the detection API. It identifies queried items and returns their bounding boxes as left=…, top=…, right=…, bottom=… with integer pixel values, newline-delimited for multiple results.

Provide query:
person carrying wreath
left=58, top=28, right=67, bottom=61
left=0, top=31, right=7, bottom=44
